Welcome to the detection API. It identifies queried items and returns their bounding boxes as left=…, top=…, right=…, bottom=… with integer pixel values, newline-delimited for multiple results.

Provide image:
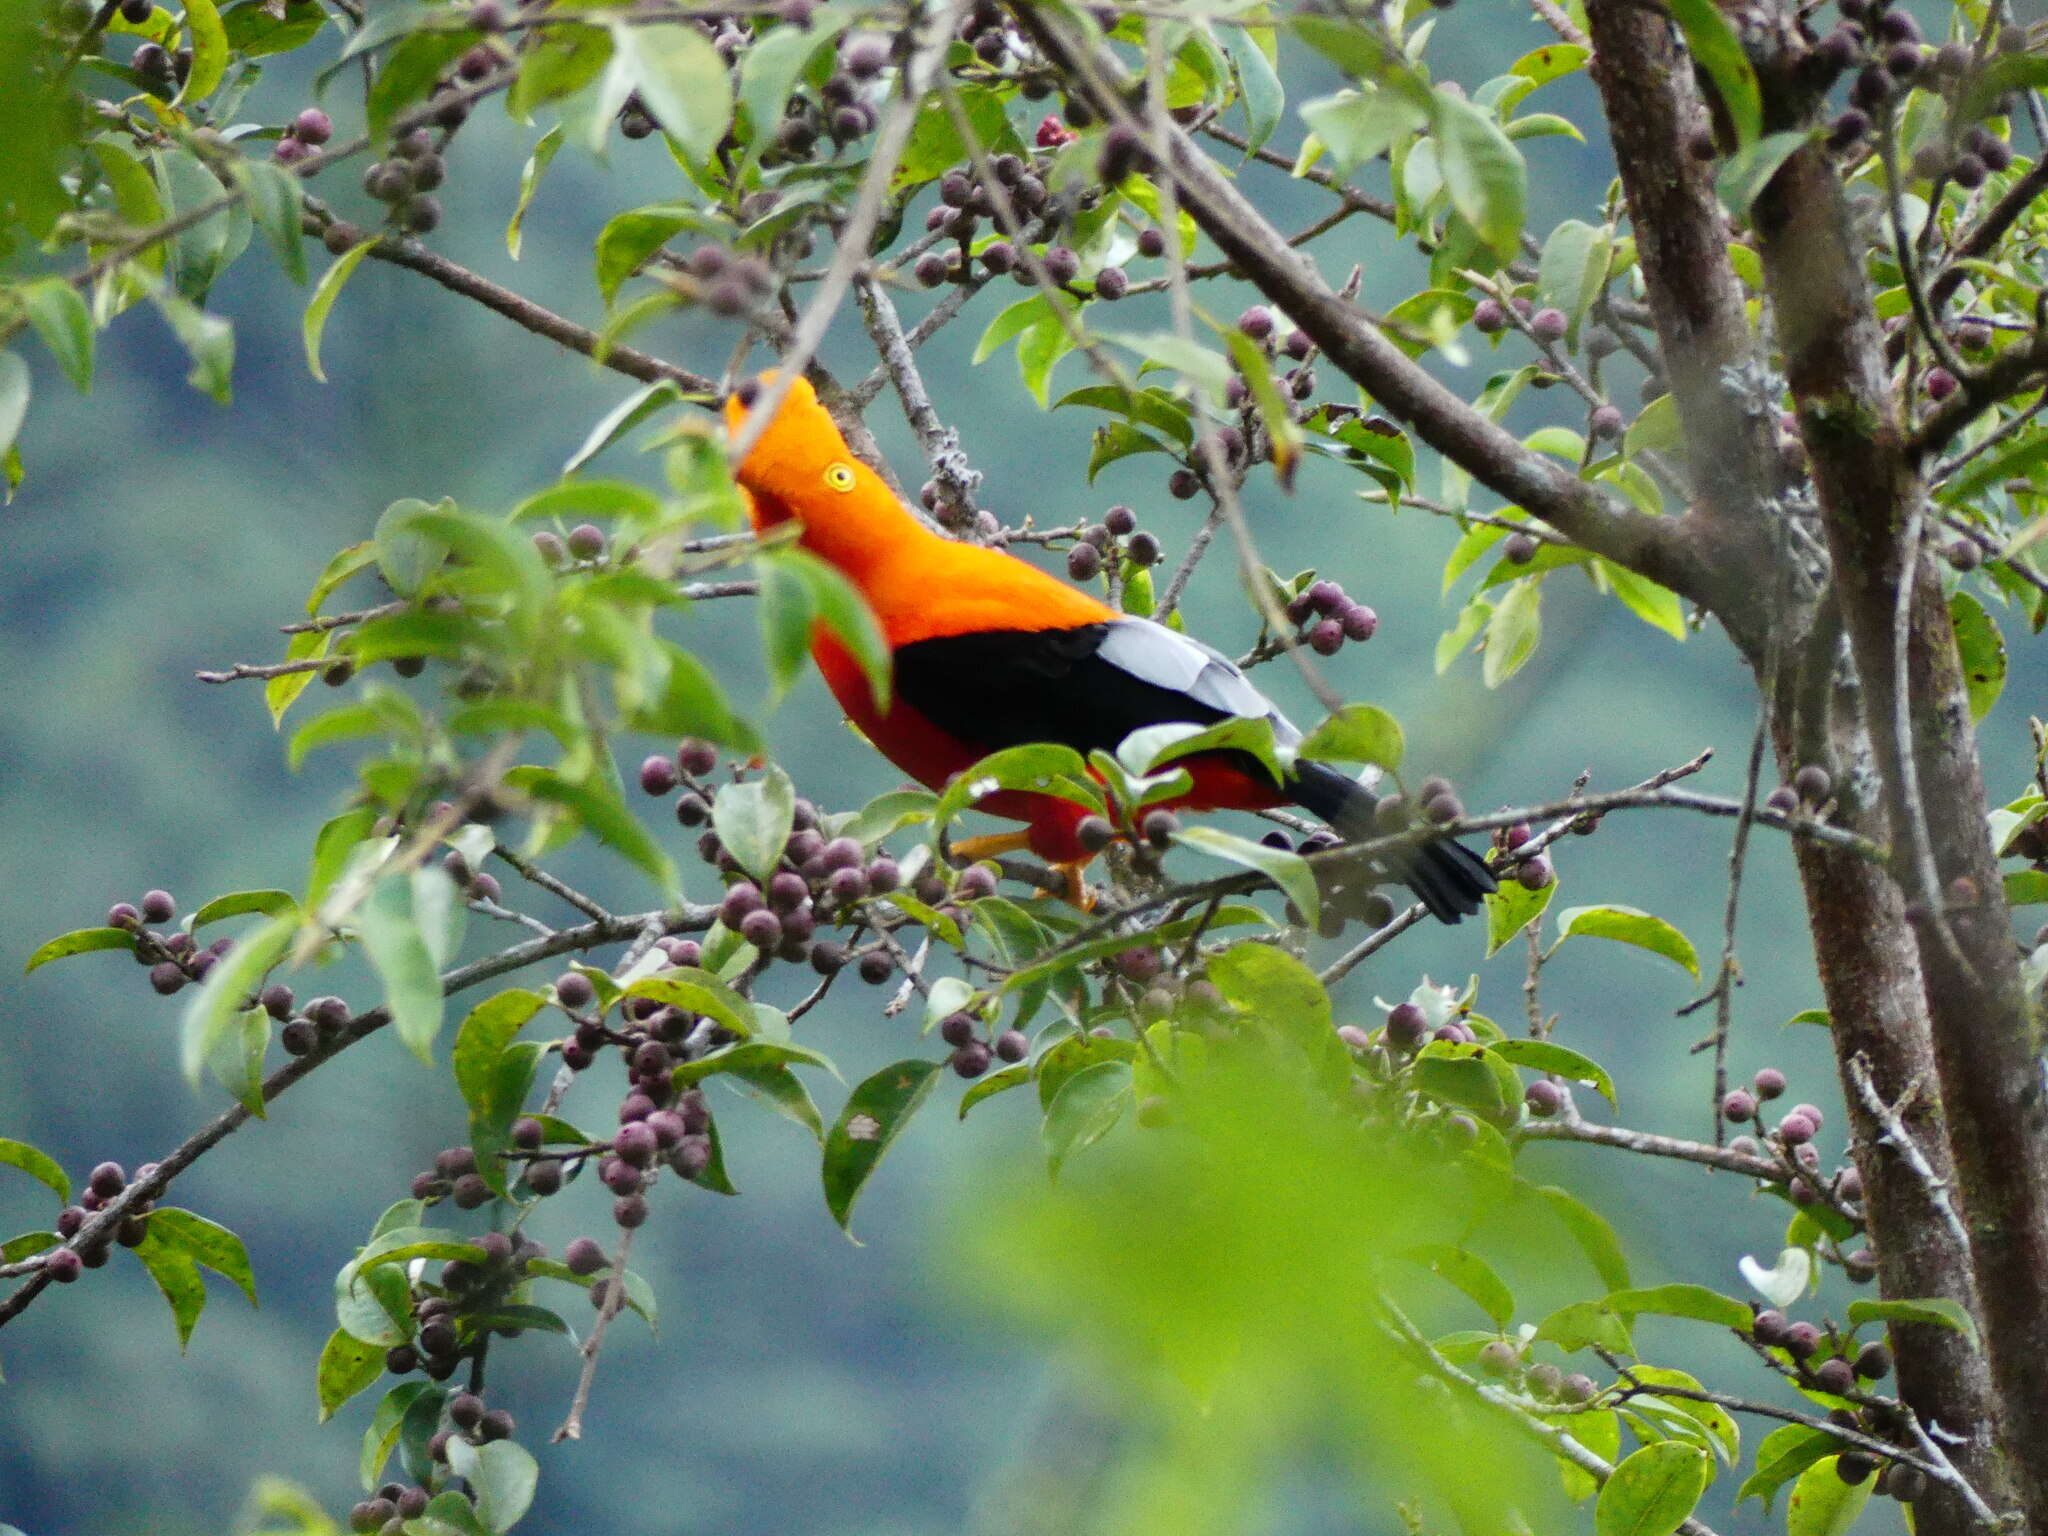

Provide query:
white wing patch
left=1097, top=619, right=1303, bottom=747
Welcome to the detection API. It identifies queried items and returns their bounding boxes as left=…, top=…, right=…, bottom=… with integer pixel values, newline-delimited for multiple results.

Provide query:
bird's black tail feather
left=1290, top=759, right=1497, bottom=925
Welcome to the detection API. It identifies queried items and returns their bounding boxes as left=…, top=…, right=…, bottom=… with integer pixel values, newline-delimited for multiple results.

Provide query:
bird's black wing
left=891, top=619, right=1293, bottom=763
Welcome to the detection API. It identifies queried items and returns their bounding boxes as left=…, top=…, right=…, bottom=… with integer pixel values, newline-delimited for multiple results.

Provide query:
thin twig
left=1, top=908, right=710, bottom=1323
left=855, top=272, right=983, bottom=524
left=493, top=846, right=613, bottom=922
left=1848, top=1052, right=1972, bottom=1256
left=725, top=0, right=968, bottom=470
left=552, top=1225, right=636, bottom=1442
left=1681, top=695, right=1771, bottom=1146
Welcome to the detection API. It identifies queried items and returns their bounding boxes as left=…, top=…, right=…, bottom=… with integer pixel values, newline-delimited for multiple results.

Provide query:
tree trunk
left=1756, top=142, right=2048, bottom=1527
left=1773, top=672, right=2015, bottom=1523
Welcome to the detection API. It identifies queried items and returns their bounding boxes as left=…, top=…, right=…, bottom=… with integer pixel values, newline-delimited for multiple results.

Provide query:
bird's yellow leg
left=1040, top=858, right=1098, bottom=911
left=948, top=830, right=1034, bottom=863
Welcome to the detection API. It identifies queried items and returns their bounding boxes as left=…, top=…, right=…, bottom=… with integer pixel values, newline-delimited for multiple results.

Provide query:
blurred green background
left=1, top=7, right=2017, bottom=1531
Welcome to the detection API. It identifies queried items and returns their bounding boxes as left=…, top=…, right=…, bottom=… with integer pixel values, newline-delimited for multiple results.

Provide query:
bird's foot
left=1039, top=859, right=1097, bottom=911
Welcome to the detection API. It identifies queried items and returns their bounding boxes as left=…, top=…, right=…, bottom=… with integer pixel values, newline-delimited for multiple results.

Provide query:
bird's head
left=722, top=369, right=919, bottom=567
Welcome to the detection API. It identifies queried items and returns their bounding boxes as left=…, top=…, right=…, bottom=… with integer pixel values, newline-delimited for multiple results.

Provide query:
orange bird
left=723, top=372, right=1494, bottom=922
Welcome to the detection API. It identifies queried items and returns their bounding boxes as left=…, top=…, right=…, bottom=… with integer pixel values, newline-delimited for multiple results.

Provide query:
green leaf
left=1493, top=1038, right=1614, bottom=1105
left=1625, top=392, right=1682, bottom=458
left=1626, top=1364, right=1739, bottom=1464
left=304, top=540, right=377, bottom=618
left=959, top=1062, right=1030, bottom=1119
left=1736, top=1425, right=1838, bottom=1509
left=1530, top=1182, right=1631, bottom=1290
left=191, top=890, right=300, bottom=929
left=367, top=30, right=473, bottom=134
left=18, top=279, right=93, bottom=392
left=1432, top=92, right=1526, bottom=261
left=357, top=876, right=444, bottom=1065
left=784, top=548, right=890, bottom=710
left=1667, top=0, right=1760, bottom=145
left=1400, top=1243, right=1514, bottom=1325
left=1170, top=824, right=1320, bottom=929
left=1604, top=1283, right=1749, bottom=1329
left=0, top=352, right=27, bottom=460
left=23, top=925, right=137, bottom=973
left=133, top=1222, right=209, bottom=1348
left=1099, top=330, right=1232, bottom=403
left=1536, top=219, right=1609, bottom=343
left=317, top=1326, right=385, bottom=1421
left=1298, top=703, right=1404, bottom=771
left=1604, top=562, right=1689, bottom=641
left=361, top=1381, right=432, bottom=1489
left=1041, top=1060, right=1132, bottom=1180
left=239, top=159, right=307, bottom=284
left=307, top=807, right=378, bottom=910
left=1949, top=590, right=2005, bottom=722
left=302, top=239, right=376, bottom=383
left=1484, top=877, right=1552, bottom=957
left=1786, top=1457, right=1872, bottom=1536
left=1225, top=26, right=1284, bottom=155
left=716, top=1057, right=827, bottom=1140
left=712, top=763, right=796, bottom=884
left=444, top=1439, right=539, bottom=1534
left=1594, top=1441, right=1709, bottom=1536
left=151, top=290, right=234, bottom=402
left=562, top=378, right=683, bottom=476
left=821, top=1059, right=941, bottom=1235
left=1553, top=905, right=1699, bottom=978
left=507, top=123, right=563, bottom=260
left=626, top=968, right=758, bottom=1041
left=1299, top=87, right=1429, bottom=171
left=513, top=767, right=680, bottom=898
left=0, top=1139, right=70, bottom=1202
left=175, top=0, right=228, bottom=102
left=933, top=743, right=1103, bottom=837
left=1535, top=1298, right=1633, bottom=1354
left=1942, top=429, right=2048, bottom=508
left=1716, top=130, right=1809, bottom=214
left=266, top=630, right=329, bottom=727
left=179, top=912, right=294, bottom=1086
left=451, top=990, right=546, bottom=1121
left=1119, top=714, right=1290, bottom=790
left=736, top=1, right=853, bottom=154
left=609, top=21, right=732, bottom=164
left=1845, top=1296, right=1980, bottom=1346
left=149, top=1207, right=257, bottom=1304
left=413, top=1489, right=492, bottom=1536
left=1482, top=577, right=1541, bottom=687
left=1206, top=941, right=1331, bottom=1037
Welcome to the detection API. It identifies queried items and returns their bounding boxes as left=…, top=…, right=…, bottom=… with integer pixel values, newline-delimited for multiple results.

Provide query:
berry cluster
left=1063, top=505, right=1162, bottom=582
left=1473, top=1337, right=1600, bottom=1407
left=643, top=740, right=1000, bottom=983
left=1282, top=578, right=1378, bottom=658
left=1815, top=0, right=2020, bottom=184
left=672, top=244, right=781, bottom=319
left=1746, top=1308, right=1924, bottom=1497
left=351, top=124, right=450, bottom=237
left=106, top=889, right=239, bottom=996
left=938, top=1010, right=1029, bottom=1079
left=1722, top=1070, right=1876, bottom=1270
left=270, top=107, right=333, bottom=166
left=1762, top=763, right=1833, bottom=819
left=48, top=1160, right=160, bottom=1278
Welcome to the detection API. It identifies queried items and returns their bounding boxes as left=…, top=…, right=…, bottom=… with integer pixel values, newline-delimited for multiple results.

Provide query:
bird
left=722, top=370, right=1496, bottom=923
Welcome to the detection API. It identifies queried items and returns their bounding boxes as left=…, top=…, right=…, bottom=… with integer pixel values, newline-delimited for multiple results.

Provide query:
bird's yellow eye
left=824, top=462, right=856, bottom=492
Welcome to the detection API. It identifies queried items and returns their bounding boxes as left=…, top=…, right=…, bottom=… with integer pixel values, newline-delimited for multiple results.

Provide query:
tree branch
left=1015, top=3, right=1708, bottom=607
